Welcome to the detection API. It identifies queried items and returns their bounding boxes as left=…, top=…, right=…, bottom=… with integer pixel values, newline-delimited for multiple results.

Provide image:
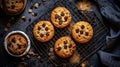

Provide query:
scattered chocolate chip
left=64, top=44, right=67, bottom=49
left=55, top=14, right=59, bottom=19
left=29, top=18, right=31, bottom=22
left=59, top=22, right=62, bottom=25
left=21, top=16, right=26, bottom=21
left=57, top=47, right=61, bottom=51
left=32, top=12, right=35, bottom=16
left=64, top=16, right=68, bottom=21
left=26, top=55, right=30, bottom=58
left=4, top=27, right=8, bottom=32
left=28, top=8, right=32, bottom=13
left=38, top=27, right=41, bottom=30
left=50, top=48, right=53, bottom=52
left=81, top=25, right=85, bottom=29
left=45, top=27, right=49, bottom=31
left=40, top=34, right=44, bottom=37
left=30, top=6, right=33, bottom=9
left=42, top=0, right=46, bottom=2
left=46, top=32, right=49, bottom=36
left=42, top=23, right=46, bottom=27
left=34, top=3, right=40, bottom=9
left=80, top=30, right=83, bottom=34
left=7, top=23, right=11, bottom=28
left=12, top=38, right=16, bottom=43
left=61, top=12, right=65, bottom=16
left=85, top=32, right=89, bottom=36
left=64, top=40, right=68, bottom=44
left=76, top=29, right=79, bottom=33
left=34, top=13, right=37, bottom=16
left=18, top=62, right=28, bottom=67
left=37, top=56, right=41, bottom=60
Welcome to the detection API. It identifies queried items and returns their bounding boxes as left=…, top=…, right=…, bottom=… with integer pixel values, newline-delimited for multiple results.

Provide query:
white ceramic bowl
left=4, top=31, right=30, bottom=57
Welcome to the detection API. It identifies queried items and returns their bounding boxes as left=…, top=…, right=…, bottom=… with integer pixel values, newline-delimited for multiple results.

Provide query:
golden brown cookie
left=33, top=21, right=54, bottom=42
left=54, top=36, right=76, bottom=58
left=7, top=34, right=28, bottom=55
left=71, top=21, right=93, bottom=43
left=3, top=0, right=25, bottom=14
left=51, top=7, right=72, bottom=28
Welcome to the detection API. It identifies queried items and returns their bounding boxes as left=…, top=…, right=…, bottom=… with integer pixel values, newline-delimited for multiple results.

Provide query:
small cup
left=4, top=31, right=30, bottom=57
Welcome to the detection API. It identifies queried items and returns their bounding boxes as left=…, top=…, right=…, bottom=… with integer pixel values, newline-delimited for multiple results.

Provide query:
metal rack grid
left=26, top=0, right=108, bottom=66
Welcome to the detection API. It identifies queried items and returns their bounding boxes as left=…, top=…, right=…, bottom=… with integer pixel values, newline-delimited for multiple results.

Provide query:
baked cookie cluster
left=33, top=7, right=93, bottom=58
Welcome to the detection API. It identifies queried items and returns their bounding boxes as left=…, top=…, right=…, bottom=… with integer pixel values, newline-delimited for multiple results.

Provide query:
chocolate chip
left=59, top=22, right=62, bottom=25
left=46, top=32, right=49, bottom=36
left=69, top=44, right=72, bottom=48
left=55, top=14, right=59, bottom=19
left=58, top=17, right=62, bottom=20
left=78, top=35, right=81, bottom=37
left=76, top=29, right=79, bottom=33
left=42, top=23, right=46, bottom=27
left=45, top=27, right=49, bottom=31
left=57, top=47, right=61, bottom=51
left=64, top=40, right=68, bottom=44
left=80, top=30, right=83, bottom=34
left=12, top=38, right=16, bottom=43
left=64, top=44, right=67, bottom=49
left=11, top=5, right=15, bottom=9
left=34, top=13, right=37, bottom=16
left=81, top=25, right=85, bottom=29
left=64, top=16, right=68, bottom=21
left=61, top=12, right=65, bottom=16
left=85, top=32, right=89, bottom=36
left=38, top=27, right=41, bottom=30
left=40, top=34, right=44, bottom=37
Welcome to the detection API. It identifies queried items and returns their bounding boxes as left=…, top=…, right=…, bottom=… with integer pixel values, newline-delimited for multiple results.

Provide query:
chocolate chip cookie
left=3, top=0, right=26, bottom=15
left=33, top=21, right=54, bottom=42
left=71, top=21, right=93, bottom=43
left=54, top=36, right=76, bottom=58
left=51, top=7, right=72, bottom=28
left=7, top=33, right=28, bottom=55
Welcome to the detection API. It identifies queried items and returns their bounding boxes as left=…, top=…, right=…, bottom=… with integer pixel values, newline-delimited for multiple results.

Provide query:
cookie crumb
left=7, top=23, right=11, bottom=28
left=50, top=48, right=53, bottom=52
left=21, top=16, right=26, bottom=21
left=26, top=55, right=30, bottom=58
left=21, top=57, right=25, bottom=61
left=37, top=56, right=41, bottom=60
left=4, top=27, right=8, bottom=32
